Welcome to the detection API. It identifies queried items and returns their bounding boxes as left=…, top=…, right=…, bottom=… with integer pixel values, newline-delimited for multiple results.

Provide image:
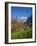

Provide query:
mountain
left=27, top=15, right=32, bottom=27
left=27, top=15, right=32, bottom=23
left=11, top=16, right=16, bottom=22
left=16, top=17, right=27, bottom=23
left=11, top=16, right=27, bottom=23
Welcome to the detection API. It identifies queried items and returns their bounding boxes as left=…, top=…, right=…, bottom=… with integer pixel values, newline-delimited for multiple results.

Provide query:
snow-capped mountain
left=11, top=16, right=27, bottom=23
left=17, top=17, right=27, bottom=22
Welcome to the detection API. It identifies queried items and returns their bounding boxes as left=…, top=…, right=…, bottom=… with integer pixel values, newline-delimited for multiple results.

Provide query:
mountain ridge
left=11, top=16, right=27, bottom=23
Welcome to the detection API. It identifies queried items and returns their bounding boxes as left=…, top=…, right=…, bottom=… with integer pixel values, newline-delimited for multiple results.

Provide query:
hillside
left=11, top=15, right=32, bottom=39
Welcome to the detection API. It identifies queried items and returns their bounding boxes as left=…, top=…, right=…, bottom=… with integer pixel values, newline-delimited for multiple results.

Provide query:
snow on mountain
left=11, top=16, right=27, bottom=23
left=17, top=17, right=27, bottom=22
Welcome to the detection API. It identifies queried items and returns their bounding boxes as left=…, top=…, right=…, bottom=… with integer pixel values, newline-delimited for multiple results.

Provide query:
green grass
left=11, top=28, right=32, bottom=39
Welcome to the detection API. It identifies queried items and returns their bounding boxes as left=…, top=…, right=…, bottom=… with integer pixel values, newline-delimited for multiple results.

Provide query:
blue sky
left=11, top=6, right=32, bottom=17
